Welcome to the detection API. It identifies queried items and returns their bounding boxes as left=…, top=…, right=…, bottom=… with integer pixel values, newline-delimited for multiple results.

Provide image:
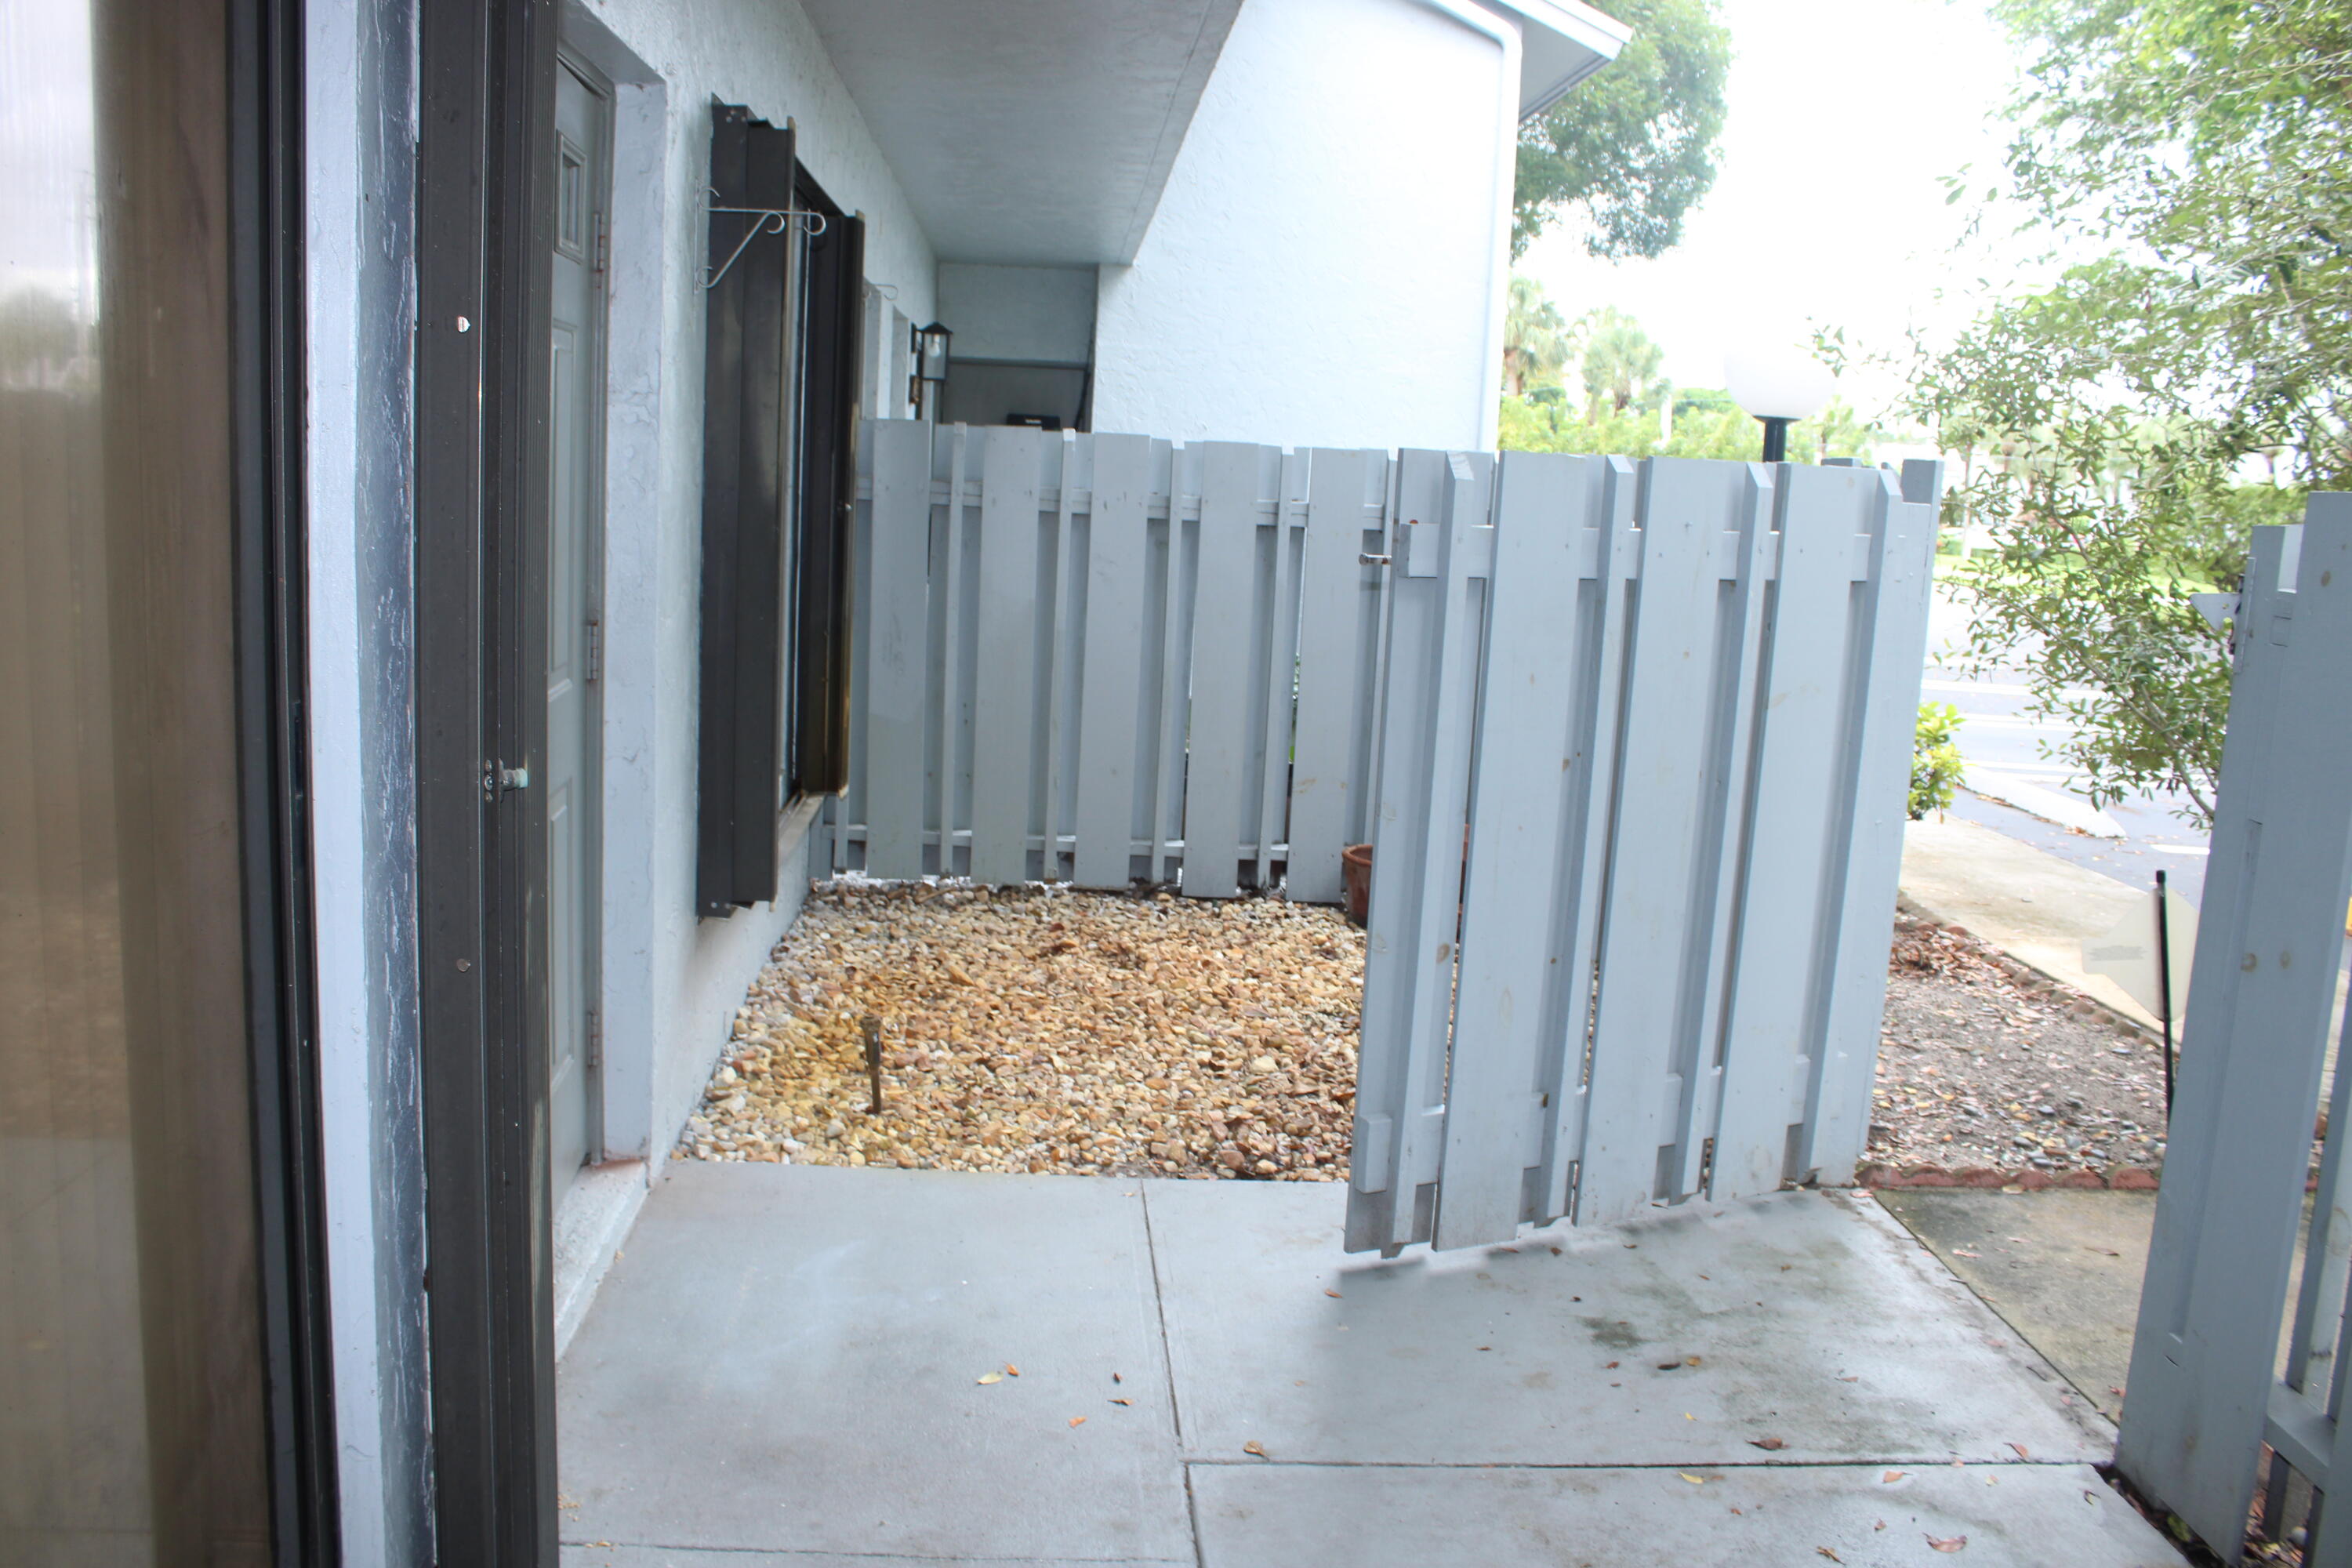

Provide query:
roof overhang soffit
left=796, top=0, right=1244, bottom=267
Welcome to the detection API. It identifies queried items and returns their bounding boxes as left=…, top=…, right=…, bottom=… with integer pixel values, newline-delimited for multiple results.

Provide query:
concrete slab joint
left=556, top=1167, right=2188, bottom=1566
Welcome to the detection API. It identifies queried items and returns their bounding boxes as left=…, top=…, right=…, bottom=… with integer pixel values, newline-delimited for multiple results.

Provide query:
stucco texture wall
left=1090, top=0, right=1515, bottom=452
left=570, top=0, right=938, bottom=1166
left=937, top=263, right=1098, bottom=364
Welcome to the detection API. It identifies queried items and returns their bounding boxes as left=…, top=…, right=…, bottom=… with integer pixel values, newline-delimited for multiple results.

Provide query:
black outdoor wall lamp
left=910, top=320, right=951, bottom=418
left=1726, top=344, right=1835, bottom=463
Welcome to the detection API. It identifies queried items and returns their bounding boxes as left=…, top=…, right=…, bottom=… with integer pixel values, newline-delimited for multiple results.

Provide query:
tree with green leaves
left=1904, top=0, right=2333, bottom=826
left=1502, top=274, right=1576, bottom=396
left=1501, top=309, right=1877, bottom=464
left=1988, top=0, right=2352, bottom=485
left=1577, top=307, right=1668, bottom=419
left=1512, top=0, right=1730, bottom=260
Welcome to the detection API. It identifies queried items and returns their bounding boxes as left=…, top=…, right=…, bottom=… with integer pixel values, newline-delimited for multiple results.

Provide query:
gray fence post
left=2116, top=504, right=2352, bottom=1551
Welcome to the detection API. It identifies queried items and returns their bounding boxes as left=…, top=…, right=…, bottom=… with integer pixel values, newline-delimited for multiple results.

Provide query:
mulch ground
left=679, top=882, right=2169, bottom=1185
left=681, top=882, right=1363, bottom=1179
left=1873, top=913, right=2170, bottom=1178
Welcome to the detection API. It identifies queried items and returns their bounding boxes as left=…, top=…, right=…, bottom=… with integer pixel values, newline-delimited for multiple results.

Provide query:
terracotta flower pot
left=1341, top=843, right=1373, bottom=927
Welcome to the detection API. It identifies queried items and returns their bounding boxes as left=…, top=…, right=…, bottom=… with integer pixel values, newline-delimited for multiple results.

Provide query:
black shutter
left=792, top=208, right=864, bottom=798
left=695, top=104, right=793, bottom=914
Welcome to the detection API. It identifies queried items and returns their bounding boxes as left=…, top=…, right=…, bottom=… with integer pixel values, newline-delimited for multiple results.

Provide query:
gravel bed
left=680, top=884, right=2169, bottom=1184
left=681, top=882, right=1363, bottom=1178
left=1872, top=916, right=2170, bottom=1173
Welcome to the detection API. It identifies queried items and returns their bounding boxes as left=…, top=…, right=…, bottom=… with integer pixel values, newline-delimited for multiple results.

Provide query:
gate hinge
left=585, top=616, right=602, bottom=684
left=482, top=760, right=531, bottom=800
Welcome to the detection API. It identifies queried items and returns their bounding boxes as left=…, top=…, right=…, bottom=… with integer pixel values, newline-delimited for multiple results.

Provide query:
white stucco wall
left=307, top=3, right=430, bottom=1563
left=937, top=263, right=1098, bottom=364
left=1090, top=0, right=1518, bottom=451
left=561, top=0, right=939, bottom=1173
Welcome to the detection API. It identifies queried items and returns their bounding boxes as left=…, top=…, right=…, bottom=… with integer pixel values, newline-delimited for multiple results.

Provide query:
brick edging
left=1856, top=1162, right=2161, bottom=1191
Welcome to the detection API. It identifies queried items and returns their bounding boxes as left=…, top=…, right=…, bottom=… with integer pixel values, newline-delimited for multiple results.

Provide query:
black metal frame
left=227, top=0, right=343, bottom=1556
left=416, top=0, right=561, bottom=1559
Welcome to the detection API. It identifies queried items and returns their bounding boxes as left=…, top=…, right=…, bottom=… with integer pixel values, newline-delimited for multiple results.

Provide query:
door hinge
left=592, top=210, right=609, bottom=278
left=585, top=616, right=602, bottom=684
left=586, top=1005, right=601, bottom=1070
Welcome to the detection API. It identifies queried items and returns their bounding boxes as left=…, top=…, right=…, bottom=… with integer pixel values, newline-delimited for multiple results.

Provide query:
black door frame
left=228, top=0, right=343, bottom=1556
left=416, top=0, right=561, bottom=1559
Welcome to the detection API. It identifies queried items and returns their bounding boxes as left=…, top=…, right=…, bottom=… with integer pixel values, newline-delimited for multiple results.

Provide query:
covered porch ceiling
left=797, top=0, right=1248, bottom=267
left=797, top=0, right=1629, bottom=268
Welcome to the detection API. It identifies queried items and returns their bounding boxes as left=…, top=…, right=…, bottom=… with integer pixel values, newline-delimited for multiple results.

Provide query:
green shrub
left=1910, top=702, right=1966, bottom=820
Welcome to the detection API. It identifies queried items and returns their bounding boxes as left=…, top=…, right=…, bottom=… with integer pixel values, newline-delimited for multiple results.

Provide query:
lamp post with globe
left=1724, top=346, right=1835, bottom=463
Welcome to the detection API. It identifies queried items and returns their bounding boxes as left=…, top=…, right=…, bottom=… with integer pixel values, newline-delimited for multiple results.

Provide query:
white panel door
left=548, top=57, right=611, bottom=1201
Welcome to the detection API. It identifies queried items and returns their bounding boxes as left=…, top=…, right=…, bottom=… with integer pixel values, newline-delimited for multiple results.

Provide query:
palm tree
left=1502, top=274, right=1573, bottom=397
left=1577, top=308, right=1668, bottom=420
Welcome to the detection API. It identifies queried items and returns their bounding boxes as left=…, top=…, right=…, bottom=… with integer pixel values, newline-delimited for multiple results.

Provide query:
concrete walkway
left=558, top=1167, right=2186, bottom=1566
left=1877, top=1189, right=2158, bottom=1424
left=1901, top=815, right=2162, bottom=1031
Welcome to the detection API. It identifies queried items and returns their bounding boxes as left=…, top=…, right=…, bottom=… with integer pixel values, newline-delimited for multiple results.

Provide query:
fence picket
left=1432, top=453, right=1600, bottom=1247
left=1670, top=467, right=1775, bottom=1199
left=1577, top=459, right=1756, bottom=1224
left=1289, top=450, right=1383, bottom=902
left=861, top=419, right=931, bottom=878
left=1708, top=465, right=1872, bottom=1196
left=1540, top=458, right=1638, bottom=1218
left=1038, top=435, right=1080, bottom=883
left=967, top=428, right=1045, bottom=884
left=1345, top=452, right=1489, bottom=1254
left=1150, top=445, right=1196, bottom=884
left=1071, top=435, right=1153, bottom=887
left=1254, top=452, right=1306, bottom=891
left=1802, top=462, right=1939, bottom=1182
left=931, top=426, right=971, bottom=877
left=1181, top=444, right=1265, bottom=897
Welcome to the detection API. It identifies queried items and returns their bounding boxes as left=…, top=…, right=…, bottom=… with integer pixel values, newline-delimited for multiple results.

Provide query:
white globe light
left=1723, top=344, right=1836, bottom=422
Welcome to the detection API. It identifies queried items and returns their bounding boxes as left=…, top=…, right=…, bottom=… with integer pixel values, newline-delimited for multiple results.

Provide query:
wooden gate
left=2113, top=503, right=2352, bottom=1559
left=1346, top=451, right=1941, bottom=1254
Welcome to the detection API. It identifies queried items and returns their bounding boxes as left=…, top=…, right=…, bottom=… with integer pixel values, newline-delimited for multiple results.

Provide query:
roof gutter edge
left=1490, top=0, right=1631, bottom=121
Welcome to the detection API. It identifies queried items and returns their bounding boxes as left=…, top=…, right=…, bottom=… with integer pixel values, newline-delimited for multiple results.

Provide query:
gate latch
left=481, top=761, right=532, bottom=800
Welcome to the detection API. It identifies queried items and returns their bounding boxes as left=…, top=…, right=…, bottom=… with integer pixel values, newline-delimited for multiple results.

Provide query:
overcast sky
left=1520, top=0, right=2044, bottom=423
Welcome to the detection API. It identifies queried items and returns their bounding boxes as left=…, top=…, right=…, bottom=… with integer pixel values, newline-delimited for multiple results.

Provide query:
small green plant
left=1910, top=702, right=1966, bottom=820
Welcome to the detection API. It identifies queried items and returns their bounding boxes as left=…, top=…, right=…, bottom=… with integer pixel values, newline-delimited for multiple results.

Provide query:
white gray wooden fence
left=2114, top=502, right=2352, bottom=1560
left=1345, top=452, right=1943, bottom=1254
left=823, top=420, right=1392, bottom=899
